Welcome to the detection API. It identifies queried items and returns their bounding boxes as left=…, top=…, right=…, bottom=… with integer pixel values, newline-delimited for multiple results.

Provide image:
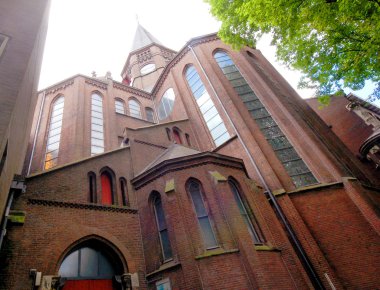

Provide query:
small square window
left=156, top=278, right=171, bottom=290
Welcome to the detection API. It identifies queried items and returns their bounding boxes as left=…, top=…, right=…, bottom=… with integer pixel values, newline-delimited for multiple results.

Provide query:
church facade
left=1, top=25, right=379, bottom=290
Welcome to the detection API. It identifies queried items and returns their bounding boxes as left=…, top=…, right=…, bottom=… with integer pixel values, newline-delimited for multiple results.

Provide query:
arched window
left=185, top=133, right=191, bottom=146
left=88, top=172, right=97, bottom=203
left=129, top=99, right=141, bottom=119
left=140, top=63, right=156, bottom=75
left=165, top=128, right=171, bottom=141
left=152, top=192, right=173, bottom=261
left=58, top=239, right=123, bottom=287
left=45, top=96, right=64, bottom=170
left=187, top=179, right=218, bottom=249
left=100, top=171, right=114, bottom=205
left=185, top=65, right=230, bottom=146
left=228, top=178, right=264, bottom=244
left=172, top=127, right=182, bottom=144
left=158, top=88, right=176, bottom=120
left=214, top=51, right=317, bottom=188
left=145, top=107, right=155, bottom=122
left=120, top=177, right=129, bottom=206
left=91, top=93, right=104, bottom=155
left=115, top=99, right=125, bottom=114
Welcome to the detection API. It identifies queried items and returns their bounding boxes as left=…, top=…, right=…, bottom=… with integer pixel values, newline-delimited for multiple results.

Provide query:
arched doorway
left=58, top=239, right=126, bottom=290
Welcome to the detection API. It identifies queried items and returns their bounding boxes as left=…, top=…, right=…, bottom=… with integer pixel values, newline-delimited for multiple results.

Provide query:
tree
left=206, top=0, right=380, bottom=103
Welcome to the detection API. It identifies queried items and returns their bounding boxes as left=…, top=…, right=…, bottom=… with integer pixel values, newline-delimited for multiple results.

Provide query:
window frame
left=115, top=99, right=126, bottom=114
left=128, top=98, right=142, bottom=119
left=186, top=179, right=219, bottom=250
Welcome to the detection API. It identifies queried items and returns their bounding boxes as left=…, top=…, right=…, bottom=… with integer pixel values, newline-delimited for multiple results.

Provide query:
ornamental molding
left=27, top=198, right=138, bottom=214
left=152, top=35, right=219, bottom=94
left=85, top=79, right=108, bottom=90
left=113, top=83, right=152, bottom=99
left=45, top=79, right=74, bottom=96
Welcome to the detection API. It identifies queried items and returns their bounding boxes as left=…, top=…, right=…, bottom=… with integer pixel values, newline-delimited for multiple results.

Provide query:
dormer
left=121, top=24, right=177, bottom=92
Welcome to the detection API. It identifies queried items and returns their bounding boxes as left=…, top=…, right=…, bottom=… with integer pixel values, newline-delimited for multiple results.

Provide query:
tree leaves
left=206, top=0, right=380, bottom=100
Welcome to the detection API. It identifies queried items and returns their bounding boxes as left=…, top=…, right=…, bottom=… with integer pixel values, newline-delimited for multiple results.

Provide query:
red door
left=101, top=173, right=112, bottom=205
left=64, top=279, right=113, bottom=290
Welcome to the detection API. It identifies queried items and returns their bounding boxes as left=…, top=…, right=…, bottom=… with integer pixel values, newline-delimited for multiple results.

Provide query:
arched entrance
left=58, top=239, right=127, bottom=290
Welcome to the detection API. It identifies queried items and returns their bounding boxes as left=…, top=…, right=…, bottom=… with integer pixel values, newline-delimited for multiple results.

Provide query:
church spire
left=130, top=23, right=162, bottom=52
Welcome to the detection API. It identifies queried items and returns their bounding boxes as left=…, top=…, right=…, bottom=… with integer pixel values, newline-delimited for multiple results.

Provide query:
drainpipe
left=189, top=45, right=324, bottom=289
left=0, top=190, right=14, bottom=250
left=27, top=90, right=46, bottom=175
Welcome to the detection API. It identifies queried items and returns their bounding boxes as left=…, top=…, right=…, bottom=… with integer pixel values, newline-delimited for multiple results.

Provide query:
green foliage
left=206, top=0, right=380, bottom=99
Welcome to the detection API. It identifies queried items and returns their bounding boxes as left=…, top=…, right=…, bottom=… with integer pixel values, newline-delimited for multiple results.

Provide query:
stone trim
left=287, top=181, right=343, bottom=195
left=45, top=79, right=75, bottom=96
left=145, top=260, right=181, bottom=279
left=195, top=248, right=239, bottom=260
left=27, top=198, right=138, bottom=214
left=85, top=79, right=108, bottom=90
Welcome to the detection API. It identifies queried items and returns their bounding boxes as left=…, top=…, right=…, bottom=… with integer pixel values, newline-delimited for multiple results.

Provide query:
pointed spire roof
left=131, top=23, right=162, bottom=52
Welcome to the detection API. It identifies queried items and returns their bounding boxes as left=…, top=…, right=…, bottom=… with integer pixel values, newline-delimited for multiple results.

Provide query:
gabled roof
left=131, top=23, right=162, bottom=52
left=138, top=143, right=201, bottom=175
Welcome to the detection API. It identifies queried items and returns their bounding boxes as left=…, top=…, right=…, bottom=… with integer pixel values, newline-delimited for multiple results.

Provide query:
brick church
left=1, top=24, right=380, bottom=290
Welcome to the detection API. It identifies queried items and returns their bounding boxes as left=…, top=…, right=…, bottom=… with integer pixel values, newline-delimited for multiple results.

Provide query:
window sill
left=145, top=260, right=181, bottom=279
left=195, top=248, right=239, bottom=260
left=254, top=245, right=281, bottom=252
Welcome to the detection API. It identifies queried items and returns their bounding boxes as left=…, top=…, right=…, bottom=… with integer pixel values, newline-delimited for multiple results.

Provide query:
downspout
left=189, top=45, right=324, bottom=289
left=27, top=90, right=46, bottom=175
left=0, top=190, right=14, bottom=250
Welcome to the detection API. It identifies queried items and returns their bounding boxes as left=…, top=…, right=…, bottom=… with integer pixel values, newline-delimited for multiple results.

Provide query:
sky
left=39, top=0, right=376, bottom=103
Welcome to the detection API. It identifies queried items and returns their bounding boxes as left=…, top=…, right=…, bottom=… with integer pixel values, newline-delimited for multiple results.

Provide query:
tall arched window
left=172, top=127, right=182, bottom=144
left=91, top=93, right=104, bottom=155
left=120, top=177, right=129, bottom=206
left=45, top=96, right=64, bottom=170
left=158, top=88, right=176, bottom=120
left=101, top=171, right=113, bottom=205
left=88, top=172, right=97, bottom=203
left=145, top=107, right=155, bottom=122
left=185, top=133, right=191, bottom=146
left=165, top=128, right=171, bottom=141
left=228, top=178, right=264, bottom=244
left=185, top=65, right=230, bottom=146
left=214, top=51, right=317, bottom=188
left=129, top=99, right=141, bottom=118
left=187, top=179, right=218, bottom=249
left=115, top=99, right=125, bottom=114
left=152, top=192, right=173, bottom=261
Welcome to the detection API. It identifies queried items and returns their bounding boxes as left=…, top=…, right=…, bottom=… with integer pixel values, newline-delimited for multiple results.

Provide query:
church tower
left=121, top=24, right=177, bottom=92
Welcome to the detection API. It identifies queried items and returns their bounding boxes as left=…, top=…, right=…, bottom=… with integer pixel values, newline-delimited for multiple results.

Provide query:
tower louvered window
left=91, top=93, right=104, bottom=155
left=214, top=51, right=317, bottom=187
left=45, top=96, right=64, bottom=170
left=185, top=66, right=230, bottom=146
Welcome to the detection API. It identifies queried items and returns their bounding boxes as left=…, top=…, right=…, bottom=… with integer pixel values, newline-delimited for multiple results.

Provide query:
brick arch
left=53, top=228, right=137, bottom=274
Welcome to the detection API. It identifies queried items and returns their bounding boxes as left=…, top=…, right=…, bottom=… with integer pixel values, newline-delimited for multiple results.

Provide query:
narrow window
left=91, top=93, right=104, bottom=155
left=214, top=51, right=317, bottom=187
left=187, top=180, right=218, bottom=249
left=120, top=178, right=129, bottom=206
left=45, top=96, right=65, bottom=170
left=101, top=172, right=113, bottom=205
left=88, top=172, right=97, bottom=203
left=145, top=107, right=155, bottom=122
left=185, top=134, right=191, bottom=146
left=129, top=99, right=141, bottom=118
left=185, top=66, right=230, bottom=146
left=153, top=193, right=173, bottom=261
left=0, top=141, right=8, bottom=176
left=165, top=128, right=171, bottom=141
left=229, top=179, right=264, bottom=244
left=172, top=127, right=182, bottom=144
left=115, top=99, right=125, bottom=114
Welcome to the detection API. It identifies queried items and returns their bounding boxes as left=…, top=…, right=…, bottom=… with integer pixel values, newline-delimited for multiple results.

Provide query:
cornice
left=45, top=79, right=75, bottom=96
left=113, top=82, right=152, bottom=99
left=152, top=33, right=219, bottom=95
left=85, top=79, right=108, bottom=90
left=27, top=198, right=138, bottom=214
left=131, top=152, right=246, bottom=190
